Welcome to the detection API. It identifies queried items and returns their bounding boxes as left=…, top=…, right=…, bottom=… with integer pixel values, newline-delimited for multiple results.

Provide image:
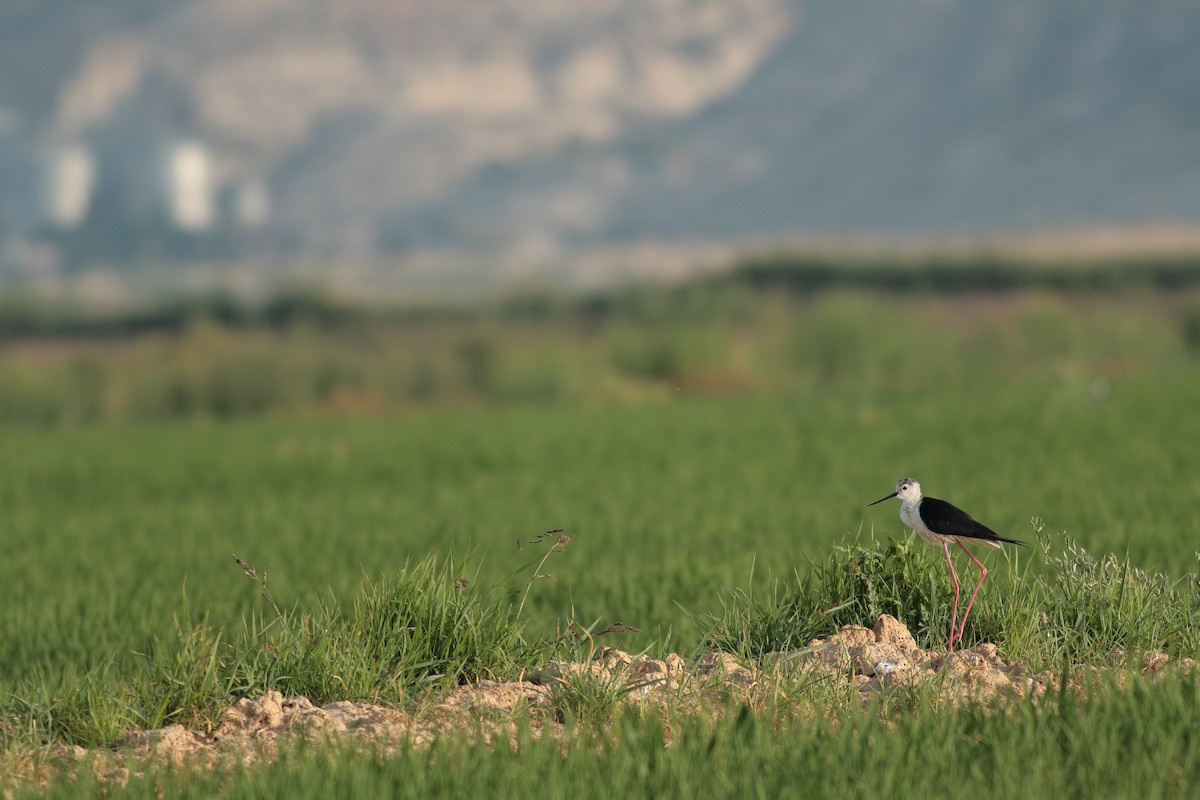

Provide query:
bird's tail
left=972, top=533, right=1025, bottom=548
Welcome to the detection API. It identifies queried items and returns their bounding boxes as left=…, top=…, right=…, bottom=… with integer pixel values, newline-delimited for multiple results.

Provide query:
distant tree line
left=2, top=251, right=1200, bottom=340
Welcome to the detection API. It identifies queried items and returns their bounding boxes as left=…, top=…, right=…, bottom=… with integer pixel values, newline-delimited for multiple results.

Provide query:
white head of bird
left=869, top=477, right=921, bottom=507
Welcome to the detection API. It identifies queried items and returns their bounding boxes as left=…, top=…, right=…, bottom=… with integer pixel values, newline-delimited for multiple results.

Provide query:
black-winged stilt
left=868, top=477, right=1023, bottom=653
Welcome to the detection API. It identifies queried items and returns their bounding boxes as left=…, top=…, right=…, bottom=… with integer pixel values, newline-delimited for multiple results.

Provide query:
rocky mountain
left=1, top=0, right=1198, bottom=283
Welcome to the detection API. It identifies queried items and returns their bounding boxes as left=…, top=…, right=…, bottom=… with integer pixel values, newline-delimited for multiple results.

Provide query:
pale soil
left=11, top=615, right=1195, bottom=789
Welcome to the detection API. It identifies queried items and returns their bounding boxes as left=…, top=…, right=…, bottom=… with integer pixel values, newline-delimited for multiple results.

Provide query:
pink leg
left=952, top=540, right=988, bottom=646
left=941, top=541, right=960, bottom=653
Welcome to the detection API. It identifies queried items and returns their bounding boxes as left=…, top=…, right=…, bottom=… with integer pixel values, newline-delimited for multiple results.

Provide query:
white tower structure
left=164, top=140, right=214, bottom=231
left=43, top=143, right=96, bottom=228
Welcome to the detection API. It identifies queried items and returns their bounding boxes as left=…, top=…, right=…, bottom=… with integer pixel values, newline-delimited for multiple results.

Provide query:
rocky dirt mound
left=62, top=615, right=1196, bottom=778
left=773, top=614, right=1038, bottom=702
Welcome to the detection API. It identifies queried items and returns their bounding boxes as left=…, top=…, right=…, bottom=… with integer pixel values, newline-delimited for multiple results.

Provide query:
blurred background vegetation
left=1, top=251, right=1198, bottom=427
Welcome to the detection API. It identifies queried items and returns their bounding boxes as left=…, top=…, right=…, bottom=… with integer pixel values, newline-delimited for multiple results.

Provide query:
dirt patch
left=764, top=615, right=1042, bottom=703
left=40, top=616, right=1197, bottom=783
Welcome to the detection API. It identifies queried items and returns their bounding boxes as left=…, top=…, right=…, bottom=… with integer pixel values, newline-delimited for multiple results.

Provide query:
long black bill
left=867, top=491, right=898, bottom=507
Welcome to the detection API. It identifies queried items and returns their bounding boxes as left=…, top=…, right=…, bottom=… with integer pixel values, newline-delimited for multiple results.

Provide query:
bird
left=867, top=477, right=1023, bottom=654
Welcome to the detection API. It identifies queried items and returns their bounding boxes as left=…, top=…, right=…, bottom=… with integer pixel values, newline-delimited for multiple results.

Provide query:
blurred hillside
left=1, top=0, right=1198, bottom=290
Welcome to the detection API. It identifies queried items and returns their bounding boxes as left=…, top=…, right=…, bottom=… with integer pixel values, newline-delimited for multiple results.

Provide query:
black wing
left=920, top=497, right=1024, bottom=545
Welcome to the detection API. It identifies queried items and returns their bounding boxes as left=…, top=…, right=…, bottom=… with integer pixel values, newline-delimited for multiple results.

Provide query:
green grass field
left=2, top=286, right=1199, bottom=795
